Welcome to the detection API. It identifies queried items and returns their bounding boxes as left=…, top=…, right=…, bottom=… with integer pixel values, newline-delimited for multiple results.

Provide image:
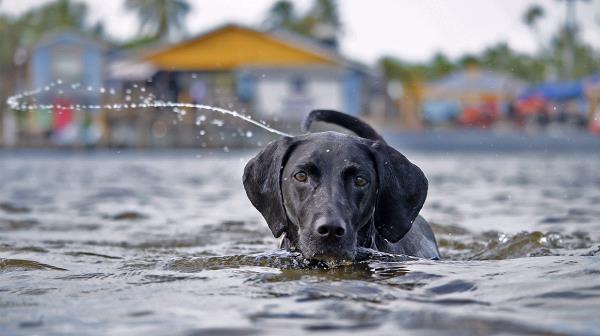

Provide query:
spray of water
left=6, top=80, right=292, bottom=137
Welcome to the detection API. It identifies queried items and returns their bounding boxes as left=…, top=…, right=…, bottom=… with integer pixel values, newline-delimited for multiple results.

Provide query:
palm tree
left=309, top=0, right=340, bottom=29
left=522, top=4, right=545, bottom=48
left=297, top=0, right=341, bottom=48
left=555, top=0, right=590, bottom=79
left=262, top=0, right=342, bottom=48
left=124, top=0, right=191, bottom=40
left=263, top=1, right=295, bottom=30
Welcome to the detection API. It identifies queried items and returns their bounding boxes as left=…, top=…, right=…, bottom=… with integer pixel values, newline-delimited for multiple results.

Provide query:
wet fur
left=243, top=110, right=440, bottom=260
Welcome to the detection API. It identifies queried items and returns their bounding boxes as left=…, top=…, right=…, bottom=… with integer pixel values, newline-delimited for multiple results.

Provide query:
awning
left=519, top=79, right=583, bottom=102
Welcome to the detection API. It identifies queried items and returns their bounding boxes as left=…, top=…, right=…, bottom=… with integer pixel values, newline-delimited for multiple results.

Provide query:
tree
left=0, top=0, right=96, bottom=84
left=124, top=0, right=191, bottom=41
left=522, top=4, right=545, bottom=48
left=308, top=0, right=341, bottom=29
left=263, top=1, right=296, bottom=30
left=262, top=0, right=342, bottom=48
left=549, top=26, right=600, bottom=80
left=379, top=57, right=426, bottom=128
left=427, top=53, right=455, bottom=79
left=0, top=0, right=100, bottom=143
left=555, top=0, right=591, bottom=79
left=306, top=0, right=341, bottom=47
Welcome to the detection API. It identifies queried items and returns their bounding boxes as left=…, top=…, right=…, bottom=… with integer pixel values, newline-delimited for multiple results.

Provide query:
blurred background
left=1, top=0, right=599, bottom=149
left=2, top=2, right=600, bottom=334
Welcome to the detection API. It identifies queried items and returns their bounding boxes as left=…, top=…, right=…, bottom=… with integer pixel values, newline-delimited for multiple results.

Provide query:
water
left=6, top=81, right=291, bottom=137
left=1, top=150, right=599, bottom=335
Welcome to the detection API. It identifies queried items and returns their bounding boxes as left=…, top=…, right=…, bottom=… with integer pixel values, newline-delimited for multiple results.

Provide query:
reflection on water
left=0, top=150, right=599, bottom=335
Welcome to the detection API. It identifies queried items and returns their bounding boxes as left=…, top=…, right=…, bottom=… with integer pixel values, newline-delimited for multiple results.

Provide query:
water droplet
left=6, top=82, right=292, bottom=138
left=211, top=119, right=224, bottom=127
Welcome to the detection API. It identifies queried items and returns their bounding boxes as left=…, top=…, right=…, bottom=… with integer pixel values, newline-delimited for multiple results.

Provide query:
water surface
left=1, top=150, right=599, bottom=335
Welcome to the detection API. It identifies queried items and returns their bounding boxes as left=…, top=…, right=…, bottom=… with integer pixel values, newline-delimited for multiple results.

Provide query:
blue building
left=26, top=31, right=106, bottom=145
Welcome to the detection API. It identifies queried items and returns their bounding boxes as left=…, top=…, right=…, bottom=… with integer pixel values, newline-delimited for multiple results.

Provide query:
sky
left=1, top=0, right=599, bottom=64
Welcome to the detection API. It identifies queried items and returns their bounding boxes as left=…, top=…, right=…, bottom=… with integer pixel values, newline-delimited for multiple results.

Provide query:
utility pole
left=559, top=0, right=589, bottom=79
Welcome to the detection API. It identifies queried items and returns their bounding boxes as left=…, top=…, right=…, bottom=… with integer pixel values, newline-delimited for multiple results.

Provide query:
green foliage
left=380, top=38, right=599, bottom=85
left=548, top=26, right=600, bottom=80
left=381, top=1, right=599, bottom=85
left=263, top=0, right=341, bottom=46
left=119, top=35, right=160, bottom=50
left=0, top=0, right=102, bottom=112
left=263, top=1, right=295, bottom=29
left=309, top=0, right=341, bottom=28
left=478, top=43, right=548, bottom=82
left=523, top=4, right=544, bottom=28
left=0, top=0, right=93, bottom=53
left=124, top=0, right=191, bottom=41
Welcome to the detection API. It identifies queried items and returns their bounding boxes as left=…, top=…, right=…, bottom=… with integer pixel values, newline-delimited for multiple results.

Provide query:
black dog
left=243, top=110, right=440, bottom=261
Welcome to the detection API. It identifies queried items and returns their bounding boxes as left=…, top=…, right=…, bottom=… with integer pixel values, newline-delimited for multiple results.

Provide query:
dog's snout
left=315, top=219, right=346, bottom=238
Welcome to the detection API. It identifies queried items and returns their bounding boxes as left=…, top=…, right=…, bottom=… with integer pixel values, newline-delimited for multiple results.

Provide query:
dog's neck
left=356, top=218, right=377, bottom=249
left=279, top=219, right=299, bottom=251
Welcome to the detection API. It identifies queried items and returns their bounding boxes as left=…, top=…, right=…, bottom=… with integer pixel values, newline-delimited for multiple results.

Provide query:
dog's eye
left=354, top=176, right=368, bottom=187
left=294, top=171, right=308, bottom=182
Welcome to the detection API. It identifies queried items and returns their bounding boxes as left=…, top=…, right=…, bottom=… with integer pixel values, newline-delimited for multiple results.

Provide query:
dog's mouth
left=293, top=223, right=358, bottom=263
left=300, top=245, right=357, bottom=263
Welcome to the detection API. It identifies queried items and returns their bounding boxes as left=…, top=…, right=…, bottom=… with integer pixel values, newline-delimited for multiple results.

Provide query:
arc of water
left=6, top=82, right=291, bottom=137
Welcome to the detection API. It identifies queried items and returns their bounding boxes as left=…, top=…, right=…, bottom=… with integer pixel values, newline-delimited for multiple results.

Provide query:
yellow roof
left=144, top=25, right=339, bottom=71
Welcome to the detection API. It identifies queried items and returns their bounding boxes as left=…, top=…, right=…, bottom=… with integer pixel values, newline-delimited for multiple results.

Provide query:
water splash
left=163, top=248, right=416, bottom=272
left=6, top=81, right=291, bottom=137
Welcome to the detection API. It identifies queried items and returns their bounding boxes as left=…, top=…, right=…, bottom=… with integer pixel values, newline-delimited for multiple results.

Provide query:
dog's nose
left=315, top=219, right=346, bottom=238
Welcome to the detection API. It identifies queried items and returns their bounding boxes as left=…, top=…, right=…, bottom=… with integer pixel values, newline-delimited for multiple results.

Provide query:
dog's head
left=243, top=131, right=427, bottom=261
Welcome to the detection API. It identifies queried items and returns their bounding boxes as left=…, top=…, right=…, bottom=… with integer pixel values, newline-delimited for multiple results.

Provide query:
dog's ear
left=371, top=142, right=428, bottom=243
left=243, top=137, right=295, bottom=238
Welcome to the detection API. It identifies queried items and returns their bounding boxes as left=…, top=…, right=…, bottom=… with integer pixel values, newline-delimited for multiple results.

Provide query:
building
left=423, top=67, right=525, bottom=127
left=106, top=24, right=390, bottom=147
left=12, top=24, right=389, bottom=148
left=23, top=31, right=107, bottom=146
